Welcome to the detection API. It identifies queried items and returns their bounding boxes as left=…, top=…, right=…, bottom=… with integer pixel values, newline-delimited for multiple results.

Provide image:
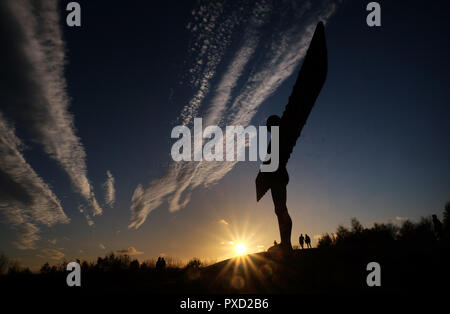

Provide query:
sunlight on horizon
left=235, top=243, right=247, bottom=256
left=206, top=210, right=270, bottom=261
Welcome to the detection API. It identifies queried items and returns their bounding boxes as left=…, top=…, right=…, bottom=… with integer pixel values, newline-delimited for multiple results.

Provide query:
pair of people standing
left=299, top=234, right=311, bottom=249
left=156, top=256, right=166, bottom=270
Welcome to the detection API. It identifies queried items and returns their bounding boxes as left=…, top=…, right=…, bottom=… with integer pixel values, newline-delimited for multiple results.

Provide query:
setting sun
left=235, top=243, right=247, bottom=255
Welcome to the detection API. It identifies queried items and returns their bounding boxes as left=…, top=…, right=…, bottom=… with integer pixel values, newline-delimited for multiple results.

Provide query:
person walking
left=299, top=234, right=305, bottom=249
left=305, top=234, right=312, bottom=248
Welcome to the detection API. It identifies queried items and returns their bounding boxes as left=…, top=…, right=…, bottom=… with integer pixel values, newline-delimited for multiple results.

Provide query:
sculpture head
left=266, top=115, right=281, bottom=132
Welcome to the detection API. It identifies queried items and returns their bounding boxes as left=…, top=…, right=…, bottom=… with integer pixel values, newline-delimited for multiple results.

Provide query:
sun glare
left=235, top=243, right=247, bottom=255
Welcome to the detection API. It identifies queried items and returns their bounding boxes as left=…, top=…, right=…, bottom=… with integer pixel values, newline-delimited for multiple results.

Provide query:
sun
left=235, top=243, right=247, bottom=256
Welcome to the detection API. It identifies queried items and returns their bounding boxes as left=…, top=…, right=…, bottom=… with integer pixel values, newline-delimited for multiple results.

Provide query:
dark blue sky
left=1, top=0, right=449, bottom=269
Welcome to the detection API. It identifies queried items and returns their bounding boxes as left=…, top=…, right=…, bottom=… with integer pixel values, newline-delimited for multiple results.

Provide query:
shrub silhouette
left=318, top=212, right=445, bottom=249
left=0, top=252, right=9, bottom=275
left=443, top=202, right=450, bottom=238
left=1, top=202, right=448, bottom=295
left=185, top=258, right=202, bottom=269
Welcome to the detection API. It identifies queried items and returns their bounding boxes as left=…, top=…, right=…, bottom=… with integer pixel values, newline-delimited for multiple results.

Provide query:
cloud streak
left=78, top=205, right=94, bottom=227
left=129, top=0, right=338, bottom=229
left=115, top=247, right=144, bottom=255
left=104, top=170, right=115, bottom=207
left=180, top=1, right=249, bottom=125
left=37, top=248, right=65, bottom=261
left=0, top=113, right=69, bottom=249
left=0, top=0, right=101, bottom=218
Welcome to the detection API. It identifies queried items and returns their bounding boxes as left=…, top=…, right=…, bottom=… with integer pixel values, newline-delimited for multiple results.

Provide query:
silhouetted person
left=299, top=234, right=305, bottom=249
left=156, top=257, right=166, bottom=270
left=255, top=22, right=327, bottom=254
left=156, top=257, right=162, bottom=270
left=274, top=240, right=278, bottom=246
left=305, top=234, right=312, bottom=248
left=432, top=214, right=443, bottom=240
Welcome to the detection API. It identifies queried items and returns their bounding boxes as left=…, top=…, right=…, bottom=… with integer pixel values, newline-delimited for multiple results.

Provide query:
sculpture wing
left=279, top=21, right=328, bottom=166
left=256, top=171, right=271, bottom=202
left=256, top=21, right=328, bottom=202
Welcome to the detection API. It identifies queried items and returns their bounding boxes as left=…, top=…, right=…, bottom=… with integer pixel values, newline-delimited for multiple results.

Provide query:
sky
left=0, top=0, right=449, bottom=270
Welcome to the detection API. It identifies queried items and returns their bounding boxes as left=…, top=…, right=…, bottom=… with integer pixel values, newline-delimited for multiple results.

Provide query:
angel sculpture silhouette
left=256, top=21, right=328, bottom=252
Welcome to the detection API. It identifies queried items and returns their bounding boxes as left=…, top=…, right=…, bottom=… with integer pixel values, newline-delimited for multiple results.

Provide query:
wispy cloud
left=37, top=248, right=65, bottom=261
left=115, top=247, right=144, bottom=255
left=179, top=1, right=253, bottom=125
left=0, top=114, right=69, bottom=249
left=129, top=0, right=338, bottom=229
left=14, top=223, right=41, bottom=251
left=103, top=170, right=115, bottom=207
left=0, top=0, right=101, bottom=219
left=219, top=219, right=229, bottom=225
left=99, top=243, right=106, bottom=250
left=78, top=205, right=94, bottom=227
left=48, top=238, right=57, bottom=245
left=395, top=216, right=408, bottom=222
